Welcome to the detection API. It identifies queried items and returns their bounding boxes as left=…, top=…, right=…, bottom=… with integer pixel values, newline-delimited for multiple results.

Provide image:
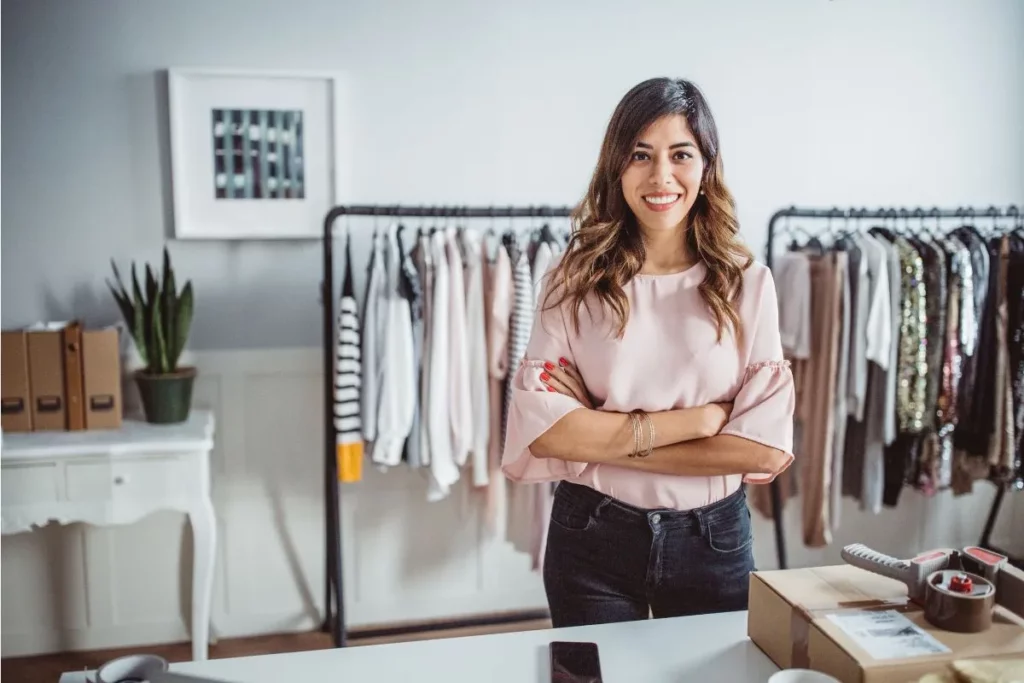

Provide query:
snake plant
left=108, top=247, right=194, bottom=374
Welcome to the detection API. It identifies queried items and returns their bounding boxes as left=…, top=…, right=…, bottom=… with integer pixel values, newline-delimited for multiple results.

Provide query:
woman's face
left=620, top=114, right=705, bottom=234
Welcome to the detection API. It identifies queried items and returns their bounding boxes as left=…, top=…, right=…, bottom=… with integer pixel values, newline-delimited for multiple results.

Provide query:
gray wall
left=4, top=0, right=1023, bottom=349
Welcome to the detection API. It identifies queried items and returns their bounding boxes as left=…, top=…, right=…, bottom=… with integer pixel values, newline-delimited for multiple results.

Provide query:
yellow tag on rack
left=337, top=441, right=364, bottom=483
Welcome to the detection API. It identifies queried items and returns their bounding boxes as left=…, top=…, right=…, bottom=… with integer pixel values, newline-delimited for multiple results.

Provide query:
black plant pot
left=134, top=367, right=196, bottom=424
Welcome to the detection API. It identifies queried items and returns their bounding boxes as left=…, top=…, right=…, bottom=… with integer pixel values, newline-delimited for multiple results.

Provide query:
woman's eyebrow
left=634, top=141, right=696, bottom=149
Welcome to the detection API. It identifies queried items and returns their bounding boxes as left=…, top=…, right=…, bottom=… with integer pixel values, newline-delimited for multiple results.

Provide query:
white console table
left=1, top=410, right=217, bottom=662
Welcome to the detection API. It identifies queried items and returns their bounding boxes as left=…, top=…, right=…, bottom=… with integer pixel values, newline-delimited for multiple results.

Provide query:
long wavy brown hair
left=545, top=77, right=753, bottom=344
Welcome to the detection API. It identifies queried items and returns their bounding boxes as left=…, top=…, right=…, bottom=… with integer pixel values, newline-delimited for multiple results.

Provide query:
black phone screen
left=549, top=641, right=603, bottom=683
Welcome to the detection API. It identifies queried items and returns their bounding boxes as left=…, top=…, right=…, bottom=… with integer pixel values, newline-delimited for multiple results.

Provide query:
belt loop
left=594, top=498, right=610, bottom=519
left=692, top=508, right=708, bottom=538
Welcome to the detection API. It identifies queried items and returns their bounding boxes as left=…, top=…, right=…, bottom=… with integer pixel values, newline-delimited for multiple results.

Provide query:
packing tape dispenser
left=841, top=544, right=1024, bottom=633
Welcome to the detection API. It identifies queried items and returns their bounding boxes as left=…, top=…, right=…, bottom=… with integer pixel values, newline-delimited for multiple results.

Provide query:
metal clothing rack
left=319, top=204, right=575, bottom=647
left=764, top=203, right=1022, bottom=571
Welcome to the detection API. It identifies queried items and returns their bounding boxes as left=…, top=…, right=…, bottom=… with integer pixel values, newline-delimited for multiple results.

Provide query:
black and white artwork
left=211, top=108, right=305, bottom=199
left=168, top=68, right=346, bottom=238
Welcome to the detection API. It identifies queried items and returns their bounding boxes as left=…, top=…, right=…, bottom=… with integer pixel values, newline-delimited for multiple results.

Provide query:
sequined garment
left=920, top=240, right=946, bottom=431
left=935, top=237, right=973, bottom=487
left=894, top=236, right=928, bottom=433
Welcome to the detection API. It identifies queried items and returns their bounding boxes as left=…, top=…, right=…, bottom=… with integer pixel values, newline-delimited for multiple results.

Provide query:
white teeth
left=644, top=195, right=679, bottom=205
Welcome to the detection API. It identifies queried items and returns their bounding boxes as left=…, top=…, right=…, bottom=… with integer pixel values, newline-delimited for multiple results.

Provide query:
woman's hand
left=702, top=402, right=734, bottom=437
left=540, top=358, right=595, bottom=409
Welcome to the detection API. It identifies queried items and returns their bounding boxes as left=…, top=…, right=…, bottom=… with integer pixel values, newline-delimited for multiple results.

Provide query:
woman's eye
left=631, top=151, right=649, bottom=162
left=674, top=151, right=693, bottom=161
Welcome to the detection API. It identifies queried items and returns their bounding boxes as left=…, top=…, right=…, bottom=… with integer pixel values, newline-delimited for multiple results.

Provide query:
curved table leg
left=189, top=498, right=217, bottom=661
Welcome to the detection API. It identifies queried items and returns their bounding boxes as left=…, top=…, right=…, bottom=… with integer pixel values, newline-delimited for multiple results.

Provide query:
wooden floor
left=2, top=618, right=552, bottom=682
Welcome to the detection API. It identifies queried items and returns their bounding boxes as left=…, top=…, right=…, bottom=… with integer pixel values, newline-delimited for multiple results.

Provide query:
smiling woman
left=500, top=77, right=796, bottom=628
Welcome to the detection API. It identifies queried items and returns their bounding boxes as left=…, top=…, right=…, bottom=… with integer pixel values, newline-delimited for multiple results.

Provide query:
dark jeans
left=543, top=481, right=755, bottom=628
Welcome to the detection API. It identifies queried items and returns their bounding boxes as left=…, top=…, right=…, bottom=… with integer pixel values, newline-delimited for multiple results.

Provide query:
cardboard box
left=1, top=330, right=34, bottom=432
left=748, top=565, right=1024, bottom=683
left=81, top=327, right=123, bottom=430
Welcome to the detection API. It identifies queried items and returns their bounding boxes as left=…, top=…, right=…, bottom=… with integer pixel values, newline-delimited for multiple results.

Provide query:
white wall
left=2, top=348, right=1021, bottom=657
left=3, top=0, right=1022, bottom=348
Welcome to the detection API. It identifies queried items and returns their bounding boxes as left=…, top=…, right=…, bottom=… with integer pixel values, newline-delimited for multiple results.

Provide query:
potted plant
left=107, top=248, right=195, bottom=424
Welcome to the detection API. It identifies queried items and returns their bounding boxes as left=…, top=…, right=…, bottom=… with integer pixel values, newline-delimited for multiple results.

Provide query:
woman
left=501, top=77, right=795, bottom=627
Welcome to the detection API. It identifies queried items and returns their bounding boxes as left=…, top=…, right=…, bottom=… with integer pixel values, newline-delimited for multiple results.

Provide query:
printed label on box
left=825, top=610, right=951, bottom=660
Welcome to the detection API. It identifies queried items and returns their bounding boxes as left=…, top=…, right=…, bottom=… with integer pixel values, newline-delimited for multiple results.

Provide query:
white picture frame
left=166, top=68, right=351, bottom=240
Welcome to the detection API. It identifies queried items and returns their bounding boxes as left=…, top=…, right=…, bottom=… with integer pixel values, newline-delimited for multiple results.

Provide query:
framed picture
left=166, top=68, right=350, bottom=239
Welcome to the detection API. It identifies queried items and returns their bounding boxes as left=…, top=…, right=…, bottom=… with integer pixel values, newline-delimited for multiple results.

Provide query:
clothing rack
left=764, top=203, right=1023, bottom=571
left=319, top=204, right=574, bottom=647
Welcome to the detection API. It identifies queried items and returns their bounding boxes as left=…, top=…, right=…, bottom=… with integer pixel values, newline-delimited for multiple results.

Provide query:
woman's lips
left=643, top=193, right=681, bottom=212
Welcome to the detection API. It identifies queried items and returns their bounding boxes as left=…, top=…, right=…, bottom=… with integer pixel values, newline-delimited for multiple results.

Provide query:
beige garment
left=800, top=252, right=846, bottom=548
left=483, top=246, right=513, bottom=537
left=988, top=236, right=1015, bottom=477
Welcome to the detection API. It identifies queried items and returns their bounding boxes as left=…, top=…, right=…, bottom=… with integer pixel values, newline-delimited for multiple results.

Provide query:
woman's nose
left=650, top=158, right=674, bottom=185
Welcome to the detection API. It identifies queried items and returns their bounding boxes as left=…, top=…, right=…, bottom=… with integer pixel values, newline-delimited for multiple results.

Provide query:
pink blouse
left=500, top=259, right=795, bottom=511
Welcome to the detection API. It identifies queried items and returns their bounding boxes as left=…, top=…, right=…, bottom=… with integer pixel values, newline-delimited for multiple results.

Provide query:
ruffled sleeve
left=719, top=267, right=796, bottom=484
left=501, top=267, right=588, bottom=483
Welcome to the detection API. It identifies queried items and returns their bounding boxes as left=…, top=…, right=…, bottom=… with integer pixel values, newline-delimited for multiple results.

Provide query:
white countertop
left=60, top=610, right=778, bottom=683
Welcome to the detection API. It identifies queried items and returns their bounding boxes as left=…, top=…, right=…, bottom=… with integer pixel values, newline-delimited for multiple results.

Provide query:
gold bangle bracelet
left=628, top=410, right=642, bottom=458
left=641, top=411, right=655, bottom=457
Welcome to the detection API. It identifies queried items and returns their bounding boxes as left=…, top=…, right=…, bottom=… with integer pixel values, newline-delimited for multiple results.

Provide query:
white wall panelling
left=2, top=348, right=1021, bottom=657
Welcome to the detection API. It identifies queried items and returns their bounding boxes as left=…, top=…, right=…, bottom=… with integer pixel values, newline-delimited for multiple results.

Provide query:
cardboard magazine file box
left=81, top=327, right=123, bottom=430
left=26, top=324, right=70, bottom=430
left=1, top=330, right=34, bottom=432
left=747, top=564, right=1024, bottom=683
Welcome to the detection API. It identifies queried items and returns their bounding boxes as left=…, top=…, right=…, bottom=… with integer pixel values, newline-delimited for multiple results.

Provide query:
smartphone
left=549, top=641, right=603, bottom=683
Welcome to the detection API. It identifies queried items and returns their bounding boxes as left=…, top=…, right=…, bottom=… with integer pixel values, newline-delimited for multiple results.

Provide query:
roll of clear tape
left=924, top=569, right=996, bottom=633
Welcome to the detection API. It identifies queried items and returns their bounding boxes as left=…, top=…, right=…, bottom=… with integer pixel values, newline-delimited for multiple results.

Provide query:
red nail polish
left=544, top=361, right=555, bottom=371
left=559, top=357, right=568, bottom=366
left=540, top=372, right=550, bottom=381
left=547, top=386, right=557, bottom=392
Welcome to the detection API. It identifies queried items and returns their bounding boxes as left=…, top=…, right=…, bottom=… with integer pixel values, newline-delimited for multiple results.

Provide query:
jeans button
left=651, top=513, right=662, bottom=524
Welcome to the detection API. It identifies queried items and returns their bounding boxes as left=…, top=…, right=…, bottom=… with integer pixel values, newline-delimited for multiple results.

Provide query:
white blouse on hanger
left=372, top=227, right=417, bottom=468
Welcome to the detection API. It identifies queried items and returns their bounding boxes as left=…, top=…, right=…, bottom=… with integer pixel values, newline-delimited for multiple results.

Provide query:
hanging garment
left=426, top=230, right=460, bottom=501
left=484, top=242, right=513, bottom=537
left=860, top=233, right=899, bottom=513
left=845, top=237, right=871, bottom=422
left=776, top=251, right=813, bottom=361
left=921, top=238, right=948, bottom=433
left=532, top=240, right=554, bottom=309
left=460, top=229, right=491, bottom=487
left=360, top=230, right=388, bottom=455
left=372, top=227, right=417, bottom=468
left=398, top=226, right=425, bottom=469
left=950, top=226, right=989, bottom=453
left=503, top=232, right=534, bottom=442
left=504, top=232, right=543, bottom=567
left=987, top=236, right=1014, bottom=479
left=829, top=242, right=853, bottom=533
left=1007, top=234, right=1024, bottom=484
left=445, top=228, right=473, bottom=468
left=800, top=252, right=846, bottom=547
left=893, top=235, right=929, bottom=434
left=413, top=232, right=434, bottom=467
left=933, top=235, right=970, bottom=488
left=751, top=249, right=810, bottom=521
left=842, top=233, right=890, bottom=503
left=334, top=233, right=364, bottom=483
